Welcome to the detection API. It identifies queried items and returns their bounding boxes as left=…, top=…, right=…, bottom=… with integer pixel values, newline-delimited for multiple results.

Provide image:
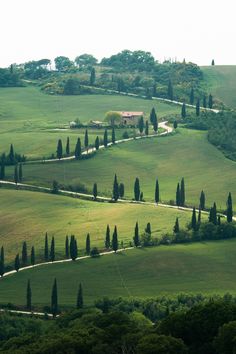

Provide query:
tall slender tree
left=191, top=207, right=197, bottom=231
left=0, top=161, right=5, bottom=180
left=90, top=67, right=96, bottom=85
left=56, top=139, right=63, bottom=160
left=112, top=127, right=116, bottom=144
left=208, top=94, right=213, bottom=109
left=198, top=207, right=201, bottom=223
left=50, top=236, right=55, bottom=262
left=133, top=222, right=140, bottom=247
left=104, top=129, right=108, bottom=147
left=180, top=178, right=185, bottom=206
left=145, top=120, right=149, bottom=135
left=134, top=177, right=140, bottom=201
left=119, top=183, right=124, bottom=198
left=227, top=192, right=233, bottom=223
left=155, top=178, right=159, bottom=203
left=15, top=254, right=20, bottom=272
left=105, top=225, right=110, bottom=249
left=200, top=190, right=206, bottom=210
left=93, top=183, right=98, bottom=200
left=70, top=235, right=78, bottom=261
left=14, top=165, right=18, bottom=185
left=86, top=234, right=90, bottom=255
left=196, top=98, right=200, bottom=116
left=190, top=88, right=194, bottom=105
left=181, top=103, right=186, bottom=119
left=77, top=283, right=83, bottom=309
left=145, top=222, right=151, bottom=235
left=203, top=95, right=207, bottom=108
left=153, top=114, right=158, bottom=133
left=26, top=280, right=32, bottom=310
left=75, top=137, right=81, bottom=159
left=9, top=144, right=15, bottom=164
left=218, top=215, right=221, bottom=225
left=176, top=183, right=181, bottom=206
left=84, top=129, right=89, bottom=152
left=65, top=236, right=69, bottom=258
left=138, top=116, right=144, bottom=134
left=66, top=137, right=70, bottom=155
left=112, top=226, right=118, bottom=252
left=150, top=107, right=157, bottom=125
left=112, top=174, right=119, bottom=201
left=31, top=246, right=35, bottom=265
left=22, top=241, right=28, bottom=266
left=210, top=202, right=217, bottom=225
left=0, top=246, right=4, bottom=276
left=44, top=232, right=49, bottom=261
left=173, top=217, right=180, bottom=233
left=51, top=278, right=58, bottom=317
left=95, top=136, right=100, bottom=150
left=167, top=79, right=173, bottom=100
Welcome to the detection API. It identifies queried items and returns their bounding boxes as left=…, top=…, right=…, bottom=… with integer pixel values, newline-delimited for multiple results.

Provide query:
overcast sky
left=1, top=0, right=235, bottom=67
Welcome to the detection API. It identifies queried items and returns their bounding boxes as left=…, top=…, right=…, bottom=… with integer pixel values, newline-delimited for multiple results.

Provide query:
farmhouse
left=120, top=111, right=144, bottom=126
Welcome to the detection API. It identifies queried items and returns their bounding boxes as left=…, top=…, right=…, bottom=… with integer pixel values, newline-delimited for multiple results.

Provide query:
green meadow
left=1, top=238, right=236, bottom=307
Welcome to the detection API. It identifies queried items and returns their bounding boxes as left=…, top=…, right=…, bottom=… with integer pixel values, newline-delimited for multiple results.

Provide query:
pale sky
left=1, top=0, right=236, bottom=67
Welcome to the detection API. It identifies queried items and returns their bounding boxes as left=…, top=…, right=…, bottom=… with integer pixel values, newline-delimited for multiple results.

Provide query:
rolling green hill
left=202, top=65, right=236, bottom=108
left=1, top=239, right=236, bottom=307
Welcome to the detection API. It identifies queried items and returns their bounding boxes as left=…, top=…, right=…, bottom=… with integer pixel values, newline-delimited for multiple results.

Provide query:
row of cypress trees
left=181, top=94, right=214, bottom=119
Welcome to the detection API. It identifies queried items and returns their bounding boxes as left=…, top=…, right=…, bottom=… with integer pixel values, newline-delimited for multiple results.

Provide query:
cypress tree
left=196, top=98, right=200, bottom=116
left=112, top=226, right=118, bottom=252
left=173, top=217, right=180, bottom=233
left=44, top=232, right=49, bottom=261
left=180, top=178, right=185, bottom=206
left=112, top=174, right=119, bottom=201
left=119, top=183, right=124, bottom=198
left=31, top=246, right=35, bottom=265
left=19, top=164, right=23, bottom=182
left=66, top=137, right=70, bottom=155
left=150, top=107, right=157, bottom=125
left=138, top=116, right=144, bottom=134
left=218, top=215, right=221, bottom=226
left=203, top=95, right=207, bottom=108
left=26, top=280, right=32, bottom=310
left=104, top=129, right=108, bottom=147
left=75, top=137, right=82, bottom=159
left=211, top=59, right=215, bottom=66
left=51, top=278, right=58, bottom=317
left=227, top=192, right=233, bottom=223
left=9, top=144, right=15, bottom=164
left=173, top=120, right=178, bottom=129
left=93, top=182, right=98, bottom=200
left=133, top=222, right=140, bottom=247
left=86, top=233, right=90, bottom=255
left=145, top=120, right=149, bottom=135
left=208, top=94, right=213, bottom=109
left=84, top=129, right=89, bottom=152
left=191, top=207, right=197, bottom=231
left=56, top=139, right=63, bottom=160
left=198, top=207, right=201, bottom=223
left=0, top=161, right=5, bottom=180
left=209, top=207, right=213, bottom=223
left=70, top=235, right=78, bottom=261
left=181, top=103, right=186, bottom=119
left=176, top=183, right=181, bottom=206
left=95, top=136, right=100, bottom=150
left=145, top=222, right=151, bottom=235
left=0, top=246, right=4, bottom=276
left=15, top=254, right=20, bottom=272
left=134, top=177, right=140, bottom=201
left=155, top=178, right=159, bottom=203
left=14, top=165, right=18, bottom=185
left=105, top=225, right=110, bottom=249
left=212, top=202, right=217, bottom=225
left=65, top=235, right=69, bottom=258
left=190, top=88, right=194, bottom=105
left=112, top=127, right=116, bottom=144
left=90, top=67, right=96, bottom=85
left=167, top=79, right=173, bottom=100
left=22, top=241, right=28, bottom=266
left=77, top=283, right=83, bottom=309
left=153, top=114, right=158, bottom=133
left=200, top=190, right=205, bottom=210
left=50, top=236, right=55, bottom=262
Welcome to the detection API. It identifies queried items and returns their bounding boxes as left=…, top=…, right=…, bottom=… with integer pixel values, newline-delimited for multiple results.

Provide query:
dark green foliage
left=145, top=120, right=149, bottom=135
left=134, top=177, right=140, bottom=201
left=227, top=192, right=233, bottom=223
left=90, top=247, right=100, bottom=257
left=173, top=217, right=180, bottom=233
left=218, top=215, right=221, bottom=226
left=0, top=161, right=5, bottom=179
left=203, top=95, right=207, bottom=108
left=95, top=136, right=100, bottom=150
left=198, top=208, right=201, bottom=223
left=138, top=116, right=144, bottom=134
left=212, top=59, right=215, bottom=65
left=104, top=129, right=108, bottom=147
left=173, top=120, right=178, bottom=129
left=14, top=165, right=18, bottom=184
left=66, top=137, right=70, bottom=155
left=137, top=334, right=187, bottom=354
left=22, top=241, right=27, bottom=266
left=84, top=129, right=89, bottom=151
left=191, top=207, right=197, bottom=231
left=153, top=82, right=157, bottom=97
left=209, top=202, right=217, bottom=225
left=105, top=225, right=110, bottom=249
left=0, top=67, right=21, bottom=87
left=56, top=139, right=63, bottom=159
left=200, top=190, right=205, bottom=210
left=26, top=280, right=32, bottom=310
left=155, top=178, right=159, bottom=203
left=14, top=254, right=20, bottom=272
left=9, top=144, right=14, bottom=164
left=190, top=88, right=194, bottom=105
left=90, top=67, right=96, bottom=85
left=213, top=321, right=236, bottom=353
left=50, top=236, right=55, bottom=262
left=180, top=178, right=185, bottom=206
left=209, top=94, right=213, bottom=108
left=181, top=103, right=186, bottom=118
left=176, top=183, right=181, bottom=206
left=196, top=98, right=200, bottom=116
left=77, top=283, right=83, bottom=309
left=112, top=226, right=118, bottom=252
left=112, top=174, right=119, bottom=201
left=145, top=222, right=151, bottom=235
left=52, top=180, right=59, bottom=194
left=153, top=114, right=158, bottom=132
left=51, top=278, right=58, bottom=317
left=0, top=246, right=5, bottom=276
left=150, top=107, right=157, bottom=125
left=30, top=246, right=35, bottom=265
left=65, top=236, right=69, bottom=258
left=70, top=235, right=78, bottom=261
left=167, top=79, right=173, bottom=100
left=133, top=222, right=140, bottom=247
left=119, top=183, right=124, bottom=198
left=86, top=233, right=90, bottom=255
left=44, top=232, right=49, bottom=261
left=75, top=137, right=81, bottom=159
left=19, top=164, right=23, bottom=182
left=112, top=127, right=116, bottom=144
left=93, top=182, right=98, bottom=199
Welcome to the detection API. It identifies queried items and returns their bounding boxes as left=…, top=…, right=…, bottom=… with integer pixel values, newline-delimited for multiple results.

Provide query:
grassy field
left=13, top=128, right=236, bottom=210
left=0, top=188, right=196, bottom=263
left=0, top=86, right=181, bottom=159
left=202, top=65, right=236, bottom=108
left=1, top=238, right=236, bottom=307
